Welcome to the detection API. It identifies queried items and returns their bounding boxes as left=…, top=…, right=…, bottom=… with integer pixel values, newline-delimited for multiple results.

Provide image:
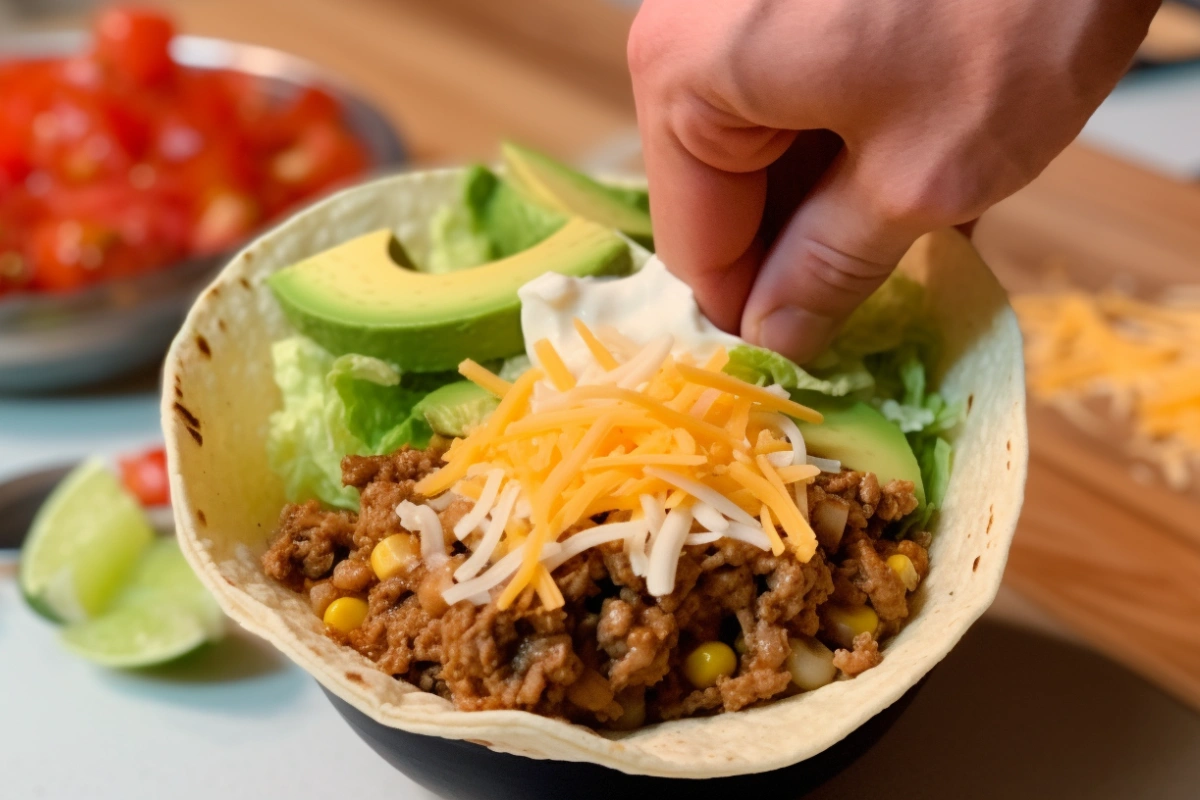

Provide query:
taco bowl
left=162, top=165, right=1026, bottom=790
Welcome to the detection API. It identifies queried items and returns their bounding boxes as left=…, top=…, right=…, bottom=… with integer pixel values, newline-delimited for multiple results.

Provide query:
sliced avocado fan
left=268, top=218, right=632, bottom=372
left=414, top=381, right=500, bottom=437
left=502, top=142, right=653, bottom=247
left=794, top=393, right=926, bottom=505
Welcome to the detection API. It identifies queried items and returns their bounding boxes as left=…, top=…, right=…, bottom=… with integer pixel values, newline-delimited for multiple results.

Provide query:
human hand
left=629, top=0, right=1157, bottom=362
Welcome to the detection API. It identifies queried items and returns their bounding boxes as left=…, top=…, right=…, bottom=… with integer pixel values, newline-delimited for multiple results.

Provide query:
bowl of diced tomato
left=0, top=7, right=405, bottom=392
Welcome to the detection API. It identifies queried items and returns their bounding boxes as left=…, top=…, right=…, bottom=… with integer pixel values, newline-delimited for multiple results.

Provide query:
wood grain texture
left=41, top=0, right=1200, bottom=709
left=156, top=0, right=635, bottom=163
left=974, top=150, right=1200, bottom=710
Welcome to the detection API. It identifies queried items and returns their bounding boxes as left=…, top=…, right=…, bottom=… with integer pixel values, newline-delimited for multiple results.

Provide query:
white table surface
left=0, top=383, right=427, bottom=800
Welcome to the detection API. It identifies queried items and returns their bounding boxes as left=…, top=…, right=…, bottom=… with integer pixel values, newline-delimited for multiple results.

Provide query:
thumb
left=741, top=153, right=920, bottom=363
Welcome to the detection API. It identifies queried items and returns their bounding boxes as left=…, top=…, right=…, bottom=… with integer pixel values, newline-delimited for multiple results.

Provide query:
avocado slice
left=268, top=217, right=632, bottom=372
left=414, top=380, right=499, bottom=437
left=794, top=393, right=925, bottom=505
left=502, top=142, right=653, bottom=245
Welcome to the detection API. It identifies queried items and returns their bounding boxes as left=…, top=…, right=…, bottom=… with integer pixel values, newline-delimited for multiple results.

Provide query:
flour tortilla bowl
left=162, top=167, right=1027, bottom=779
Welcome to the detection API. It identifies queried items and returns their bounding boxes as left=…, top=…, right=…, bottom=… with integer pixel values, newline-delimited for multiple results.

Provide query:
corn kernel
left=787, top=636, right=837, bottom=691
left=323, top=596, right=369, bottom=633
left=823, top=604, right=879, bottom=649
left=370, top=533, right=421, bottom=581
left=683, top=641, right=738, bottom=689
left=887, top=554, right=920, bottom=592
left=608, top=689, right=647, bottom=731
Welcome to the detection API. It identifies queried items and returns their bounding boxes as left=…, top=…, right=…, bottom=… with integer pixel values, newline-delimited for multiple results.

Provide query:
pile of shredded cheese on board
left=410, top=319, right=836, bottom=611
left=1015, top=287, right=1200, bottom=490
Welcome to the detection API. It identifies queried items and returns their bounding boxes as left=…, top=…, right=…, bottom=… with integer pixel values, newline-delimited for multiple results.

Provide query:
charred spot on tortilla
left=196, top=335, right=211, bottom=358
left=972, top=556, right=980, bottom=572
left=967, top=393, right=974, bottom=412
left=196, top=509, right=207, bottom=526
left=173, top=402, right=200, bottom=429
left=346, top=671, right=365, bottom=684
left=238, top=276, right=252, bottom=289
left=218, top=319, right=227, bottom=332
left=987, top=507, right=994, bottom=533
left=186, top=427, right=202, bottom=445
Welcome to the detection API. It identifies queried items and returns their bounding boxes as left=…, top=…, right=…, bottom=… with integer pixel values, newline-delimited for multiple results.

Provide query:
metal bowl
left=0, top=32, right=406, bottom=393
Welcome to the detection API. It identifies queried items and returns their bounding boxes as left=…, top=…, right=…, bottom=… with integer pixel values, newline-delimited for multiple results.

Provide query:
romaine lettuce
left=266, top=337, right=439, bottom=509
left=427, top=166, right=565, bottom=272
left=724, top=344, right=872, bottom=396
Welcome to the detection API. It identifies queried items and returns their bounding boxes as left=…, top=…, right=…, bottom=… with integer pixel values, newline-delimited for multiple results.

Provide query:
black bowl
left=0, top=31, right=406, bottom=393
left=323, top=680, right=924, bottom=800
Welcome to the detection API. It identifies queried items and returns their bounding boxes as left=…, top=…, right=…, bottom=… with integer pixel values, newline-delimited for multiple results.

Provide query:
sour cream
left=518, top=255, right=743, bottom=375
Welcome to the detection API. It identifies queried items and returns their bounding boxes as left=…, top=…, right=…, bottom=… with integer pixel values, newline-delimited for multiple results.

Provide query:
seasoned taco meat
left=262, top=446, right=930, bottom=726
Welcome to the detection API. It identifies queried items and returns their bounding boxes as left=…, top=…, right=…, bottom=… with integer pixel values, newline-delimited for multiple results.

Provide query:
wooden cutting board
left=974, top=148, right=1200, bottom=710
left=44, top=0, right=1200, bottom=710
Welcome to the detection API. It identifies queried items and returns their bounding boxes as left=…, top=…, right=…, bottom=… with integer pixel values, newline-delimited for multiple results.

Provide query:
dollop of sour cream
left=518, top=255, right=744, bottom=374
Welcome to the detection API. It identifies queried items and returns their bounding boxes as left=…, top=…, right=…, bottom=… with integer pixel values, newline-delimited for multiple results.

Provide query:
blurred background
left=1, top=1, right=1198, bottom=798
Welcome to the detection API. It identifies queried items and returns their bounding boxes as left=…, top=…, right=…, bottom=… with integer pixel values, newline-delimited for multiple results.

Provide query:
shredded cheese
left=533, top=338, right=576, bottom=392
left=458, top=359, right=512, bottom=397
left=418, top=319, right=825, bottom=610
left=396, top=501, right=447, bottom=568
left=1016, top=287, right=1200, bottom=490
left=573, top=318, right=620, bottom=370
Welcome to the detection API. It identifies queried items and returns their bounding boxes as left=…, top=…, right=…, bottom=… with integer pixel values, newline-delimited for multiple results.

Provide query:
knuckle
left=800, top=240, right=892, bottom=309
left=672, top=102, right=792, bottom=173
left=868, top=159, right=987, bottom=229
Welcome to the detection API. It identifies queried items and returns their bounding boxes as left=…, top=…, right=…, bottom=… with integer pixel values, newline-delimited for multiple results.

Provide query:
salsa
left=0, top=7, right=370, bottom=295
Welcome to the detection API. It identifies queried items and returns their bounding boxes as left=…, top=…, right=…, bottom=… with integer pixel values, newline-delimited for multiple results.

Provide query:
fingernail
left=754, top=306, right=834, bottom=363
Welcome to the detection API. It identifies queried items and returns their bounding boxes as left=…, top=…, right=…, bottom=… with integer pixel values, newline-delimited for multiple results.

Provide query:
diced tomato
left=93, top=7, right=176, bottom=87
left=0, top=6, right=370, bottom=298
left=118, top=447, right=170, bottom=507
left=27, top=218, right=119, bottom=292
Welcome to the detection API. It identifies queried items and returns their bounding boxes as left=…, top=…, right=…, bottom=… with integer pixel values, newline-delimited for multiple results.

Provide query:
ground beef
left=832, top=632, right=883, bottom=676
left=846, top=537, right=909, bottom=621
left=262, top=501, right=356, bottom=589
left=262, top=446, right=930, bottom=726
left=439, top=598, right=584, bottom=713
left=598, top=590, right=678, bottom=691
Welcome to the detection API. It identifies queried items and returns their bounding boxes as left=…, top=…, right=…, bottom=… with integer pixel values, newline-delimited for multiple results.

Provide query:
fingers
left=741, top=152, right=920, bottom=363
left=636, top=111, right=772, bottom=332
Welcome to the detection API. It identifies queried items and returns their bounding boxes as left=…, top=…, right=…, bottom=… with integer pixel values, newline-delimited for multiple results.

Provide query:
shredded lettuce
left=862, top=344, right=963, bottom=531
left=426, top=205, right=492, bottom=274
left=834, top=273, right=934, bottom=356
left=498, top=353, right=532, bottom=381
left=266, top=337, right=442, bottom=509
left=427, top=166, right=565, bottom=273
left=724, top=344, right=871, bottom=396
left=770, top=272, right=963, bottom=531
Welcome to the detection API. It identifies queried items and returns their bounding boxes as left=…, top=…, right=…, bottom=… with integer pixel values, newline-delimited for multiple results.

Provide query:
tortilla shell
left=162, top=168, right=1027, bottom=778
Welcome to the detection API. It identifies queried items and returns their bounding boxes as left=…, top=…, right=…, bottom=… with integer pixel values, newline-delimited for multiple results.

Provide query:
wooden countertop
left=54, top=0, right=1200, bottom=709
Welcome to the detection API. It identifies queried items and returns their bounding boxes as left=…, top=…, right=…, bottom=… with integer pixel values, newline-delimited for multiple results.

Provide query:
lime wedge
left=60, top=539, right=225, bottom=668
left=60, top=603, right=212, bottom=668
left=20, top=459, right=155, bottom=622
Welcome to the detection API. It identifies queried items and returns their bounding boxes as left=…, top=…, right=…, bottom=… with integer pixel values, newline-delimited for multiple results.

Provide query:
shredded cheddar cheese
left=1015, top=287, right=1200, bottom=490
left=413, top=322, right=824, bottom=611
